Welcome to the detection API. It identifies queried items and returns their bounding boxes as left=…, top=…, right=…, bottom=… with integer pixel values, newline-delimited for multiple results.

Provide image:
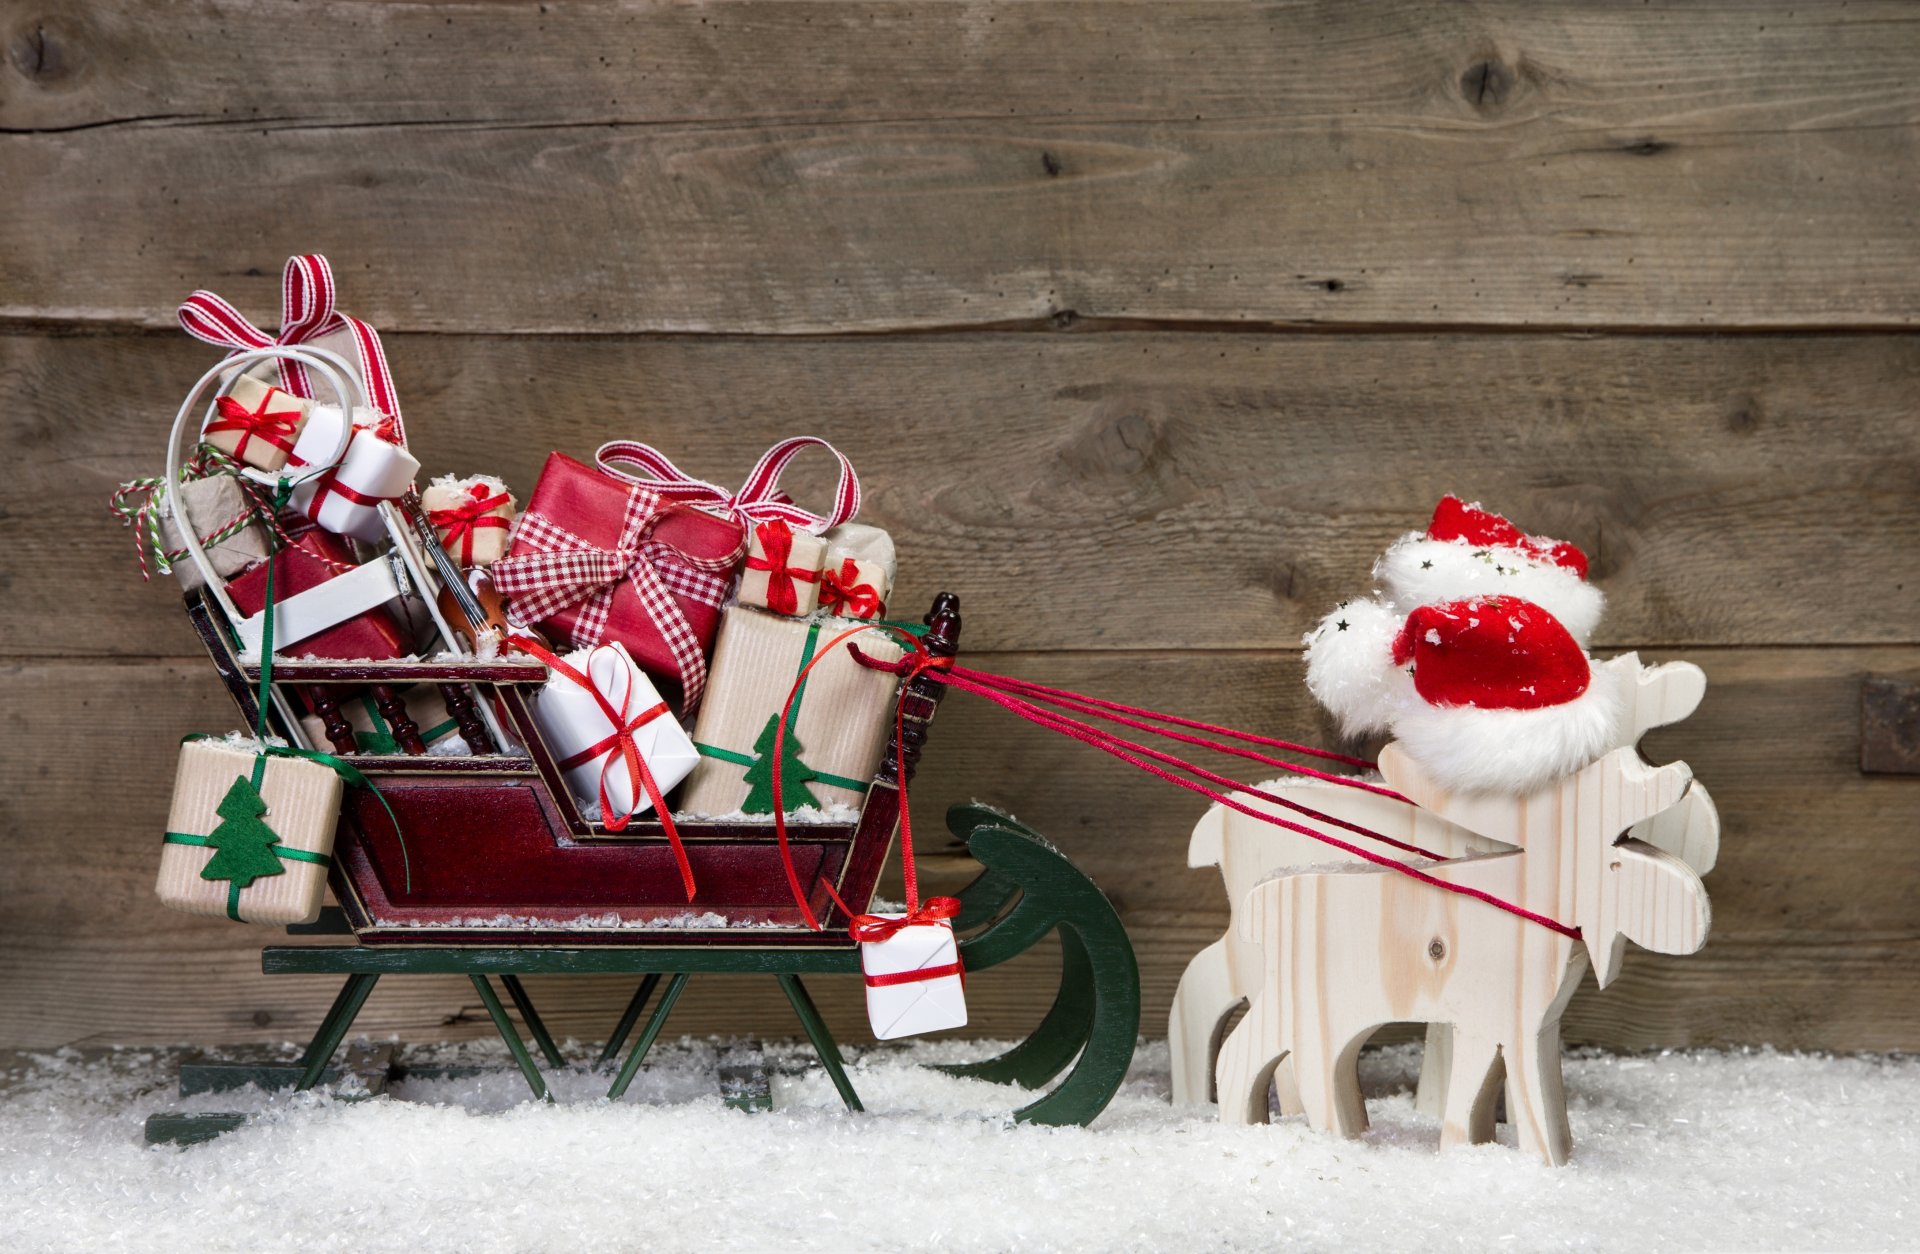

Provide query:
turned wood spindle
left=438, top=683, right=496, bottom=754
left=881, top=591, right=961, bottom=788
left=369, top=684, right=427, bottom=755
left=304, top=685, right=358, bottom=756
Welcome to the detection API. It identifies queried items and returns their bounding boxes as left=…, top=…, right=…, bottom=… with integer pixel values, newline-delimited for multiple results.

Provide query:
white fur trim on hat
left=1389, top=659, right=1622, bottom=795
left=1303, top=597, right=1415, bottom=736
left=1375, top=534, right=1604, bottom=644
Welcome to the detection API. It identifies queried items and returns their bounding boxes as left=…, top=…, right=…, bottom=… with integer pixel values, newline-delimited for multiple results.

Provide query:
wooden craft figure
left=1213, top=743, right=1711, bottom=1166
left=1168, top=654, right=1720, bottom=1112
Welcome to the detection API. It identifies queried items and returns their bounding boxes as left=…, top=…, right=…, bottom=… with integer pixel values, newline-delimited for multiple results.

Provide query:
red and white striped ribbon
left=491, top=485, right=740, bottom=710
left=177, top=254, right=406, bottom=446
left=595, top=437, right=861, bottom=534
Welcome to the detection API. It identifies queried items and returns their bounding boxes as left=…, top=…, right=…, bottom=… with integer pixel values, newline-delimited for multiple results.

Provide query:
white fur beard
left=1388, top=662, right=1623, bottom=795
left=1302, top=598, right=1415, bottom=736
left=1374, top=534, right=1605, bottom=644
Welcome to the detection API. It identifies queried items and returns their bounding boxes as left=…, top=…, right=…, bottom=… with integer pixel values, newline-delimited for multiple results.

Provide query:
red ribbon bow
left=207, top=390, right=302, bottom=463
left=820, top=559, right=886, bottom=620
left=847, top=895, right=962, bottom=944
left=178, top=253, right=406, bottom=445
left=510, top=637, right=697, bottom=900
left=745, top=519, right=821, bottom=615
left=428, top=483, right=513, bottom=565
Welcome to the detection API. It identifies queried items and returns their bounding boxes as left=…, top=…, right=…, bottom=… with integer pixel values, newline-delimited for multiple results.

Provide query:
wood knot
left=1050, top=308, right=1079, bottom=330
left=1041, top=151, right=1063, bottom=178
left=1427, top=938, right=1446, bottom=961
left=1622, top=137, right=1671, bottom=157
left=7, top=19, right=77, bottom=86
left=1460, top=59, right=1513, bottom=109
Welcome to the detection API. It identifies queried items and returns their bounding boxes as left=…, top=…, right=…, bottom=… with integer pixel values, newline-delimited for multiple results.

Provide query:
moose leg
left=1289, top=1025, right=1371, bottom=1140
left=1169, top=938, right=1240, bottom=1106
left=1505, top=1022, right=1574, bottom=1167
left=1439, top=1032, right=1503, bottom=1149
left=1414, top=1023, right=1453, bottom=1119
left=1214, top=998, right=1288, bottom=1126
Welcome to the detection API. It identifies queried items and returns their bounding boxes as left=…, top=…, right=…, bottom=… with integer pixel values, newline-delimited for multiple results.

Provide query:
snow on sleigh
left=144, top=347, right=1139, bottom=1144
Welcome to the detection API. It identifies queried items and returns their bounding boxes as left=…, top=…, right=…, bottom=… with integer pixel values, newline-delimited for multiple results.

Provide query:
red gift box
left=227, top=527, right=409, bottom=660
left=492, top=452, right=746, bottom=711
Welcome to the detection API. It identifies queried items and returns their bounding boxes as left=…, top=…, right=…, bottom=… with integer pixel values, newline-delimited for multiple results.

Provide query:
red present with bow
left=493, top=439, right=863, bottom=713
left=227, top=527, right=410, bottom=661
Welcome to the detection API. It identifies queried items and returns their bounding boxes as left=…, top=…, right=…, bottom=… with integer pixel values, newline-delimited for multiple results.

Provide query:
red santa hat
left=1387, top=595, right=1620, bottom=794
left=1374, top=497, right=1604, bottom=644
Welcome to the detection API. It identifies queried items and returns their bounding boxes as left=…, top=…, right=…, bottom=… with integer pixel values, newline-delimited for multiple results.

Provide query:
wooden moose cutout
left=1213, top=743, right=1710, bottom=1166
left=1169, top=655, right=1719, bottom=1111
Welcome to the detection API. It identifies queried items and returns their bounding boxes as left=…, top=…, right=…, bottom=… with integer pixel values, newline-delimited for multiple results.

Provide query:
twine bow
left=427, top=483, right=512, bottom=565
left=110, top=445, right=277, bottom=581
left=178, top=253, right=407, bottom=445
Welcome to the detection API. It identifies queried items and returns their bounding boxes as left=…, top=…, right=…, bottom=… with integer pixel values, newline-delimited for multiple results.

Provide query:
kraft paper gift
left=739, top=519, right=827, bottom=617
left=162, top=474, right=272, bottom=591
left=818, top=522, right=896, bottom=621
left=202, top=375, right=308, bottom=473
left=422, top=474, right=516, bottom=567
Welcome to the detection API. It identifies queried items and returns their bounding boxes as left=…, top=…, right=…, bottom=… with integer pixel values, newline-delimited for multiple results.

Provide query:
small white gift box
left=859, top=914, right=968, bottom=1040
left=533, top=641, right=700, bottom=824
left=289, top=417, right=421, bottom=542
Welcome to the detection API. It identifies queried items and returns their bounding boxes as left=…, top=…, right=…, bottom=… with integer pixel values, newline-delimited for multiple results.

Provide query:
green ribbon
left=181, top=478, right=413, bottom=918
left=161, top=831, right=331, bottom=921
left=352, top=694, right=458, bottom=755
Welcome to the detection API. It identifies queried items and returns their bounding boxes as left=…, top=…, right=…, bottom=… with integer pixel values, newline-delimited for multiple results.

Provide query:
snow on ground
left=2, top=1037, right=1915, bottom=1253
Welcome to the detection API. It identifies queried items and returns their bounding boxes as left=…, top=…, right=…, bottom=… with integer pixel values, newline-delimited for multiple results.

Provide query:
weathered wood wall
left=2, top=0, right=1916, bottom=1054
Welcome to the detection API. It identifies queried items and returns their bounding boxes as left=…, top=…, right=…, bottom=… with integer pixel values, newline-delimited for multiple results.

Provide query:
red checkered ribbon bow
left=594, top=437, right=862, bottom=534
left=178, top=253, right=406, bottom=446
left=491, top=485, right=743, bottom=711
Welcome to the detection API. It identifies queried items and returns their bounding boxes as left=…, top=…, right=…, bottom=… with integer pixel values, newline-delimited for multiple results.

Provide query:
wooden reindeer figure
left=1169, top=655, right=1720, bottom=1109
left=1213, top=743, right=1710, bottom=1166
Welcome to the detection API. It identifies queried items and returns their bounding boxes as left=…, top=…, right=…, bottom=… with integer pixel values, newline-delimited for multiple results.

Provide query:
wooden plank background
left=2, top=0, right=1916, bottom=1055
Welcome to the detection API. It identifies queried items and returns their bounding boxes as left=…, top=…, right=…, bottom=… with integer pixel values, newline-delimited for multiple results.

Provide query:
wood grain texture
left=14, top=329, right=1920, bottom=658
left=3, top=2, right=1917, bottom=331
left=5, top=645, right=1915, bottom=1049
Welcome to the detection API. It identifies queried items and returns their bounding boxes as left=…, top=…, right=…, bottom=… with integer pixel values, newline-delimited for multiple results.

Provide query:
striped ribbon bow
left=177, top=253, right=406, bottom=446
left=491, top=484, right=741, bottom=711
left=594, top=437, right=862, bottom=535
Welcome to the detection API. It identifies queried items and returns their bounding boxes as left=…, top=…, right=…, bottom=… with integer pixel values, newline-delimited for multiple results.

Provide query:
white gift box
left=289, top=419, right=421, bottom=542
left=860, top=916, right=968, bottom=1040
left=283, top=402, right=369, bottom=474
left=533, top=641, right=700, bottom=823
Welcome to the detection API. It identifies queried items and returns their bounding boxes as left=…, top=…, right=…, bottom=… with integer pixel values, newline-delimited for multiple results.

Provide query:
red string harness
left=768, top=623, right=1582, bottom=943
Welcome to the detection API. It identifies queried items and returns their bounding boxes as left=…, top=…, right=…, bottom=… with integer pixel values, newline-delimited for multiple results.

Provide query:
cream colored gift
left=738, top=519, right=828, bottom=617
left=421, top=474, right=517, bottom=567
left=156, top=738, right=343, bottom=925
left=818, top=522, right=896, bottom=621
left=163, top=474, right=272, bottom=591
left=680, top=607, right=906, bottom=816
left=202, top=375, right=309, bottom=473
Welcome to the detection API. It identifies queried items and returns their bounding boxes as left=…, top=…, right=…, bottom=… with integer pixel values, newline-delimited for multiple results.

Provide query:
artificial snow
left=3, top=1040, right=1914, bottom=1252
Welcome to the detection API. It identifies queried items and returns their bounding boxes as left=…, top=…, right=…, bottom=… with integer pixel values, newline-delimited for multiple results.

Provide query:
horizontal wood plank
left=3, top=2, right=1917, bottom=330
left=15, top=329, right=1918, bottom=658
left=5, top=645, right=1915, bottom=1050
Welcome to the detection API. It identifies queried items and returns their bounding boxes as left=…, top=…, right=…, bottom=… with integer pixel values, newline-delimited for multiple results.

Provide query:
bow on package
left=178, top=253, right=407, bottom=445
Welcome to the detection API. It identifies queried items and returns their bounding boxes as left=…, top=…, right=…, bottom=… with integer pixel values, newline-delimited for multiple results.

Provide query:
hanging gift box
left=819, top=522, right=896, bottom=621
left=155, top=737, right=343, bottom=925
left=298, top=685, right=468, bottom=756
left=491, top=452, right=747, bottom=713
left=180, top=253, right=409, bottom=448
left=739, top=519, right=827, bottom=616
left=677, top=606, right=905, bottom=817
left=528, top=640, right=700, bottom=825
left=111, top=454, right=273, bottom=590
left=421, top=474, right=516, bottom=567
left=201, top=375, right=308, bottom=473
left=289, top=416, right=420, bottom=544
left=227, top=526, right=411, bottom=661
left=855, top=903, right=969, bottom=1040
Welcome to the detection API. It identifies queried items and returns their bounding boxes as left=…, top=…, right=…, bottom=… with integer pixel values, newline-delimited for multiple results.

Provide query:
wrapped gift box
left=162, top=473, right=272, bottom=591
left=531, top=641, right=700, bottom=823
left=298, top=685, right=467, bottom=756
left=203, top=375, right=308, bottom=473
left=156, top=737, right=342, bottom=925
left=819, top=522, right=896, bottom=621
left=739, top=519, right=827, bottom=616
left=678, top=607, right=905, bottom=816
left=422, top=474, right=516, bottom=567
left=226, top=527, right=411, bottom=660
left=493, top=452, right=746, bottom=712
left=860, top=916, right=968, bottom=1040
left=289, top=418, right=420, bottom=543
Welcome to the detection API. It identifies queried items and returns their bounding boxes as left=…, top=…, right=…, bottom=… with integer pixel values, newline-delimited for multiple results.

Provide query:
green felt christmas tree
left=199, top=774, right=287, bottom=889
left=739, top=712, right=820, bottom=814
